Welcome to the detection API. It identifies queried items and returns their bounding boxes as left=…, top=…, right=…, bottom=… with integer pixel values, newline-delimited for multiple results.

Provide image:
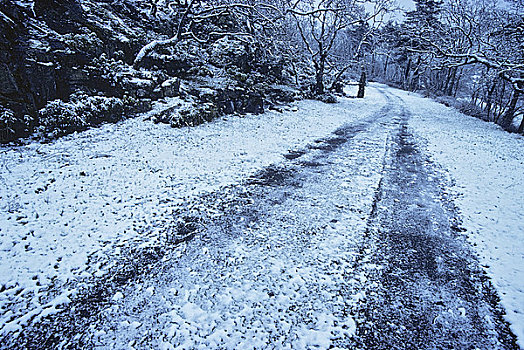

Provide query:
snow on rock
left=112, top=292, right=124, bottom=301
left=390, top=86, right=524, bottom=347
left=0, top=88, right=387, bottom=334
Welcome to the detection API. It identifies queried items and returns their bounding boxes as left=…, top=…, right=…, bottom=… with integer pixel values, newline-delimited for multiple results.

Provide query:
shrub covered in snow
left=456, top=101, right=486, bottom=120
left=435, top=96, right=486, bottom=120
left=72, top=94, right=124, bottom=125
left=268, top=84, right=300, bottom=103
left=434, top=95, right=455, bottom=107
left=38, top=100, right=82, bottom=137
left=63, top=32, right=104, bottom=57
left=122, top=95, right=152, bottom=115
left=143, top=40, right=209, bottom=78
left=0, top=108, right=18, bottom=143
left=0, top=108, right=34, bottom=143
left=38, top=95, right=124, bottom=138
left=170, top=103, right=220, bottom=128
left=318, top=93, right=338, bottom=104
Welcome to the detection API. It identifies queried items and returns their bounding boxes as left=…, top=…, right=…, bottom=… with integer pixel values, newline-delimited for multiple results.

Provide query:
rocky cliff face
left=0, top=0, right=157, bottom=141
left=0, top=0, right=296, bottom=143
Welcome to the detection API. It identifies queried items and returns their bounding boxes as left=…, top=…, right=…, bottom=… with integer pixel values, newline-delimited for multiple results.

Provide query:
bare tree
left=283, top=0, right=390, bottom=95
left=134, top=0, right=282, bottom=68
left=373, top=0, right=523, bottom=132
left=431, top=0, right=524, bottom=129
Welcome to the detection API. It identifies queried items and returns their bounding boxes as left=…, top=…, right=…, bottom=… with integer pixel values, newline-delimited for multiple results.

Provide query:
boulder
left=243, top=93, right=264, bottom=114
left=161, top=78, right=180, bottom=97
left=268, top=84, right=298, bottom=103
left=121, top=76, right=155, bottom=99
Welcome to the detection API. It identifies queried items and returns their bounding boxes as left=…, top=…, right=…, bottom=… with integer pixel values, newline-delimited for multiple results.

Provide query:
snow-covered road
left=1, top=84, right=522, bottom=349
left=0, top=86, right=387, bottom=340
left=394, top=88, right=524, bottom=346
left=88, top=92, right=398, bottom=349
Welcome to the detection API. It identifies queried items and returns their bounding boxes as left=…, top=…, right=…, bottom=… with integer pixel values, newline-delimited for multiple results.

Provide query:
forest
left=0, top=0, right=523, bottom=144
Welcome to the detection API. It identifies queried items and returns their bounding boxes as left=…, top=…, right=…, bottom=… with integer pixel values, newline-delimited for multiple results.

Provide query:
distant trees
left=284, top=0, right=361, bottom=94
left=404, top=0, right=444, bottom=91
left=282, top=0, right=390, bottom=95
left=133, top=0, right=522, bottom=131
left=370, top=0, right=523, bottom=132
left=134, top=0, right=392, bottom=97
left=435, top=0, right=523, bottom=131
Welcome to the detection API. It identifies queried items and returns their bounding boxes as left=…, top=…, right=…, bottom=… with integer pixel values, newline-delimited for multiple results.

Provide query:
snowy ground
left=1, top=84, right=522, bottom=348
left=0, top=86, right=386, bottom=336
left=389, top=87, right=524, bottom=347
left=91, top=98, right=397, bottom=349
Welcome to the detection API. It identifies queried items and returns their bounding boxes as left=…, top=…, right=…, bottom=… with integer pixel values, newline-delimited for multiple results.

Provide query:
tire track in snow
left=1, top=88, right=400, bottom=349
left=76, top=92, right=399, bottom=349
left=346, top=92, right=519, bottom=349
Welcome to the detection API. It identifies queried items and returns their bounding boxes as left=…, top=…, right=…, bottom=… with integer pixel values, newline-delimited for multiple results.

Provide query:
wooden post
left=357, top=71, right=366, bottom=98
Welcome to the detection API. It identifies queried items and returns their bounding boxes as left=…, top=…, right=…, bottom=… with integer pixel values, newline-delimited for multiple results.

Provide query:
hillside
left=0, top=0, right=298, bottom=143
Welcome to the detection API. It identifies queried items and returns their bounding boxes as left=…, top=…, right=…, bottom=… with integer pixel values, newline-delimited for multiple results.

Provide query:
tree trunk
left=314, top=61, right=325, bottom=95
left=357, top=71, right=366, bottom=98
left=445, top=67, right=457, bottom=96
left=330, top=65, right=351, bottom=93
left=403, top=58, right=411, bottom=90
left=290, top=60, right=299, bottom=87
left=485, top=81, right=496, bottom=121
left=411, top=56, right=422, bottom=91
left=498, top=89, right=520, bottom=131
left=443, top=68, right=453, bottom=95
left=494, top=82, right=507, bottom=123
left=371, top=51, right=375, bottom=78
left=383, top=55, right=389, bottom=78
left=518, top=115, right=524, bottom=134
left=453, top=68, right=462, bottom=97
